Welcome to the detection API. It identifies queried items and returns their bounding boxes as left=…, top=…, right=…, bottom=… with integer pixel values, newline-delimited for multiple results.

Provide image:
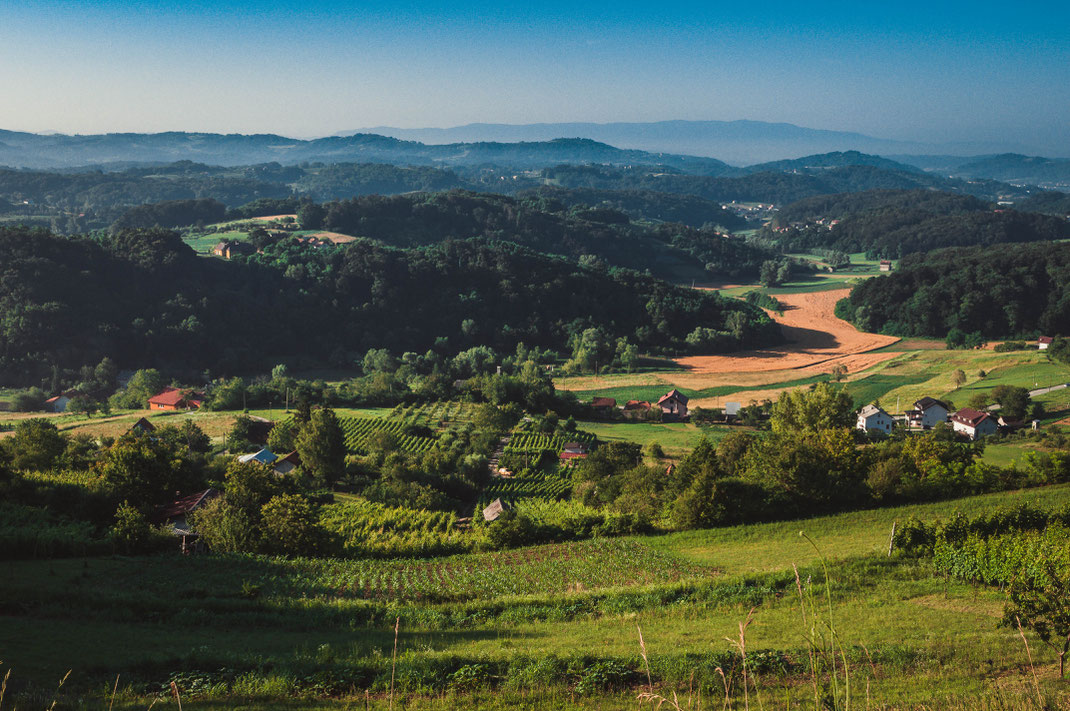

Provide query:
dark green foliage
left=4, top=418, right=66, bottom=471
left=111, top=198, right=226, bottom=230
left=316, top=189, right=772, bottom=279
left=96, top=435, right=197, bottom=511
left=294, top=408, right=346, bottom=488
left=1017, top=190, right=1070, bottom=216
left=764, top=189, right=1069, bottom=258
left=838, top=241, right=1070, bottom=339
left=518, top=185, right=750, bottom=229
left=0, top=226, right=778, bottom=387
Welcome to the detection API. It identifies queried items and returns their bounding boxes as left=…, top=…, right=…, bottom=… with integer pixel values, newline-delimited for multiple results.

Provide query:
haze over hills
left=339, top=120, right=1060, bottom=165
left=0, top=129, right=732, bottom=174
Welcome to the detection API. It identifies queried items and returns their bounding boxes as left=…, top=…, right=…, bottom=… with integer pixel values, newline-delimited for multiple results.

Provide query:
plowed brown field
left=675, top=289, right=899, bottom=375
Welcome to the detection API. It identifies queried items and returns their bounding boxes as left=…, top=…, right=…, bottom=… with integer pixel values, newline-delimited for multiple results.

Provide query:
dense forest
left=835, top=241, right=1070, bottom=339
left=759, top=189, right=1070, bottom=258
left=515, top=185, right=750, bottom=229
left=542, top=164, right=1031, bottom=205
left=0, top=226, right=780, bottom=388
left=311, top=190, right=771, bottom=278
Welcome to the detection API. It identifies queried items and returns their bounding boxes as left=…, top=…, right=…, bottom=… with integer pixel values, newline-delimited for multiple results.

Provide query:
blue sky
left=1, top=1, right=1067, bottom=149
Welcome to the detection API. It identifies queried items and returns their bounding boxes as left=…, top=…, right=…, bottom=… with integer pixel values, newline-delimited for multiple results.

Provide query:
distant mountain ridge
left=338, top=120, right=1059, bottom=164
left=0, top=130, right=733, bottom=174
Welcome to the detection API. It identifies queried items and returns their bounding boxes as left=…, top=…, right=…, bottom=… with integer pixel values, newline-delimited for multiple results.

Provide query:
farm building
left=657, top=389, right=689, bottom=421
left=906, top=397, right=949, bottom=430
left=272, top=450, right=302, bottom=476
left=856, top=404, right=893, bottom=435
left=148, top=387, right=204, bottom=411
left=483, top=498, right=508, bottom=522
left=127, top=417, right=156, bottom=435
left=622, top=400, right=652, bottom=419
left=590, top=397, right=617, bottom=412
left=879, top=260, right=893, bottom=272
left=151, top=488, right=220, bottom=553
left=1039, top=336, right=1054, bottom=350
left=951, top=408, right=998, bottom=440
left=44, top=392, right=74, bottom=413
left=238, top=448, right=278, bottom=465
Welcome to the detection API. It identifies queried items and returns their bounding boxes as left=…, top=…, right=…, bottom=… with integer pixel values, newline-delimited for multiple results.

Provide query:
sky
left=1, top=0, right=1068, bottom=150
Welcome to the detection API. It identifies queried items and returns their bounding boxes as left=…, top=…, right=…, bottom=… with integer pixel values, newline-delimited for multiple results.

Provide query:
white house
left=951, top=408, right=999, bottom=440
left=1039, top=336, right=1053, bottom=350
left=856, top=404, right=893, bottom=435
left=906, top=397, right=949, bottom=430
left=44, top=394, right=71, bottom=413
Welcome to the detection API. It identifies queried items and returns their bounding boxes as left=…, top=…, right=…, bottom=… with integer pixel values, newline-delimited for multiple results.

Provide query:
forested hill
left=742, top=150, right=925, bottom=175
left=835, top=241, right=1070, bottom=339
left=541, top=163, right=1030, bottom=205
left=515, top=185, right=749, bottom=230
left=0, top=130, right=733, bottom=173
left=757, top=189, right=1070, bottom=258
left=310, top=190, right=771, bottom=279
left=0, top=227, right=780, bottom=387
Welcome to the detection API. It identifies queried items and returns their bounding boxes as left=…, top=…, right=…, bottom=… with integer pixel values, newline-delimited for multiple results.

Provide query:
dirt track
left=675, top=289, right=900, bottom=375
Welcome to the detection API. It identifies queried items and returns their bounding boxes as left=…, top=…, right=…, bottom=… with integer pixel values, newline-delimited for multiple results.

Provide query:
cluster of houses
left=856, top=396, right=1031, bottom=440
left=591, top=389, right=690, bottom=422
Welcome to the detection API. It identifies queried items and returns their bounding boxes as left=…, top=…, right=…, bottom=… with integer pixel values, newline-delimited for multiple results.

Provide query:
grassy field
left=4, top=484, right=1070, bottom=707
left=576, top=419, right=733, bottom=456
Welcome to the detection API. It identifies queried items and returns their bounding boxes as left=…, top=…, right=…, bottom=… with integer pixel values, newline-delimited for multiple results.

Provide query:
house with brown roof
left=128, top=417, right=156, bottom=435
left=1039, top=336, right=1054, bottom=350
left=657, top=389, right=689, bottom=422
left=622, top=400, right=652, bottom=419
left=148, top=387, right=204, bottom=411
left=590, top=397, right=617, bottom=412
left=151, top=488, right=220, bottom=552
left=951, top=408, right=998, bottom=440
left=879, top=260, right=893, bottom=272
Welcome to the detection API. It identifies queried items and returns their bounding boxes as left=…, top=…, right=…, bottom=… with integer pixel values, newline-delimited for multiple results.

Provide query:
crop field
left=337, top=416, right=437, bottom=455
left=481, top=470, right=572, bottom=503
left=6, top=484, right=1070, bottom=706
left=286, top=538, right=711, bottom=602
left=504, top=431, right=595, bottom=456
left=576, top=419, right=730, bottom=456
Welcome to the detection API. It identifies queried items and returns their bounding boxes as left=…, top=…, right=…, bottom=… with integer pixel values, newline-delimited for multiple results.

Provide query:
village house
left=271, top=450, right=302, bottom=476
left=856, top=404, right=893, bottom=435
left=657, top=389, right=689, bottom=422
left=879, top=260, right=893, bottom=272
left=590, top=397, right=617, bottom=413
left=148, top=387, right=204, bottom=411
left=558, top=441, right=589, bottom=465
left=127, top=417, right=156, bottom=435
left=1039, top=336, right=1053, bottom=350
left=622, top=400, right=652, bottom=419
left=44, top=390, right=77, bottom=413
left=151, top=488, right=220, bottom=553
left=951, top=408, right=999, bottom=440
left=906, top=397, right=949, bottom=430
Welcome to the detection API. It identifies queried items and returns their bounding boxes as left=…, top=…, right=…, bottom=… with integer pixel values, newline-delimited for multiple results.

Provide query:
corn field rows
left=338, top=416, right=437, bottom=455
left=284, top=538, right=711, bottom=602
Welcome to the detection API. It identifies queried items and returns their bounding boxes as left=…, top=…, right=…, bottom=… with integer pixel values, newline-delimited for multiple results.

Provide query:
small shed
left=590, top=397, right=617, bottom=411
left=128, top=417, right=157, bottom=435
left=1039, top=336, right=1054, bottom=350
left=483, top=498, right=507, bottom=522
left=151, top=488, right=220, bottom=553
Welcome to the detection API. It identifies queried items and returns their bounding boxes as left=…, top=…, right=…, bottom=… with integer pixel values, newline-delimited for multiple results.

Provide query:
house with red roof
left=1039, top=336, right=1054, bottom=350
left=148, top=387, right=204, bottom=411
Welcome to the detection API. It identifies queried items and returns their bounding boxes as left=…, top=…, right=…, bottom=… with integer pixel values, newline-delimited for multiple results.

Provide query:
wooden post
left=887, top=521, right=897, bottom=556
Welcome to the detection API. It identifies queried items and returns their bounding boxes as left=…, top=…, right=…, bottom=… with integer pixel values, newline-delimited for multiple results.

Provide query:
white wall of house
left=857, top=412, right=892, bottom=434
left=952, top=418, right=998, bottom=440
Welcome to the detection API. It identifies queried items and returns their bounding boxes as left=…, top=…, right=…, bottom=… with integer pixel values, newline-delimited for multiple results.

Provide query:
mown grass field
left=576, top=419, right=732, bottom=456
left=4, top=484, right=1070, bottom=708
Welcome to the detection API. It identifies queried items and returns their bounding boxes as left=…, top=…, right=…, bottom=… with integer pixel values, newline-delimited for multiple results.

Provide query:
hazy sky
left=1, top=0, right=1068, bottom=147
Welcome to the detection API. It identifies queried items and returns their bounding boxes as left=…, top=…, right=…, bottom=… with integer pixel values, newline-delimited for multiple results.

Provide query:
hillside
left=761, top=190, right=1069, bottom=258
left=835, top=241, right=1070, bottom=339
left=0, top=226, right=780, bottom=387
left=312, top=190, right=769, bottom=278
